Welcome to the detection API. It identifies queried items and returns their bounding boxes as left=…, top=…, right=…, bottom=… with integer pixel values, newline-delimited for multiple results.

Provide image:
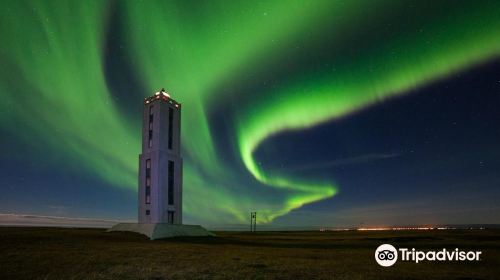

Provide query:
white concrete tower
left=138, top=88, right=182, bottom=224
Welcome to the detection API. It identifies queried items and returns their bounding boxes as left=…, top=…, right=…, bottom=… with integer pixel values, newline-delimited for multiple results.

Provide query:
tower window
left=168, top=160, right=174, bottom=205
left=146, top=159, right=151, bottom=176
left=148, top=106, right=154, bottom=148
left=168, top=107, right=173, bottom=149
left=148, top=129, right=153, bottom=148
left=145, top=159, right=151, bottom=204
left=146, top=210, right=150, bottom=215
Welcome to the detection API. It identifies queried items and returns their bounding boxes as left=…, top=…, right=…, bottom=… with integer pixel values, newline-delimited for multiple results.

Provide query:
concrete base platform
left=108, top=223, right=215, bottom=240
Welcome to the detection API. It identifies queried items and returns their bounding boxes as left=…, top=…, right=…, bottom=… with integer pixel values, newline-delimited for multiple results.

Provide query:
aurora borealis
left=1, top=1, right=500, bottom=227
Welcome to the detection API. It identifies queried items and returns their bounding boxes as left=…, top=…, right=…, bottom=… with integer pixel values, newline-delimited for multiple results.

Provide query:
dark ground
left=0, top=227, right=499, bottom=279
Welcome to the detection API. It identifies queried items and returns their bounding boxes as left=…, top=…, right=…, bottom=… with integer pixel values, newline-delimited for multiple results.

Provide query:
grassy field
left=0, top=227, right=499, bottom=279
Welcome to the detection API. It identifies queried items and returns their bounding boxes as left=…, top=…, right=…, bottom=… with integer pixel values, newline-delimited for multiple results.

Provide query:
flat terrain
left=0, top=227, right=499, bottom=279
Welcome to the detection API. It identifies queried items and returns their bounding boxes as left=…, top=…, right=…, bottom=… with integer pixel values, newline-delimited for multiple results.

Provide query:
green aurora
left=1, top=0, right=499, bottom=223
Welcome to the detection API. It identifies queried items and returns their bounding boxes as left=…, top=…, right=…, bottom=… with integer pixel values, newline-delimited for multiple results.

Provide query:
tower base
left=108, top=223, right=215, bottom=240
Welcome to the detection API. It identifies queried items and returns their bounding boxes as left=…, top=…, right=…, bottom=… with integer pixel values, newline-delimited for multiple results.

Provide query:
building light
left=155, top=88, right=171, bottom=98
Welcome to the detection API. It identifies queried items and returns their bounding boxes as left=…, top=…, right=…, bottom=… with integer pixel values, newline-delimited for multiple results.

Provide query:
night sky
left=1, top=0, right=499, bottom=228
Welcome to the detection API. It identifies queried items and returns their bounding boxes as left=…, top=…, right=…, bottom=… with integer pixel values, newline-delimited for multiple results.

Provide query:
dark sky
left=0, top=1, right=499, bottom=228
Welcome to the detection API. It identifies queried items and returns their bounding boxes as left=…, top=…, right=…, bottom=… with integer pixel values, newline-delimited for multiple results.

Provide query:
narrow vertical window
left=148, top=106, right=154, bottom=148
left=168, top=107, right=173, bottom=149
left=145, top=159, right=151, bottom=204
left=146, top=159, right=151, bottom=177
left=168, top=160, right=174, bottom=205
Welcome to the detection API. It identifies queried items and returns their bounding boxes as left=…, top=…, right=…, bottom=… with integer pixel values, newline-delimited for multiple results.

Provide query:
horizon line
left=1, top=213, right=499, bottom=231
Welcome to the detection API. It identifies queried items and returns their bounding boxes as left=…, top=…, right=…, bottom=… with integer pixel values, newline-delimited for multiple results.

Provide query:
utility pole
left=250, top=212, right=257, bottom=232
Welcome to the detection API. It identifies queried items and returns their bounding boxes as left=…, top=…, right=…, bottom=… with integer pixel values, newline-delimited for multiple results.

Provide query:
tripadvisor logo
left=375, top=244, right=482, bottom=267
left=375, top=244, right=398, bottom=267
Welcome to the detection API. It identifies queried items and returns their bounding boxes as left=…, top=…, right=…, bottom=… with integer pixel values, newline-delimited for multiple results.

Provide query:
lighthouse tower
left=138, top=88, right=182, bottom=224
left=109, top=88, right=212, bottom=240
